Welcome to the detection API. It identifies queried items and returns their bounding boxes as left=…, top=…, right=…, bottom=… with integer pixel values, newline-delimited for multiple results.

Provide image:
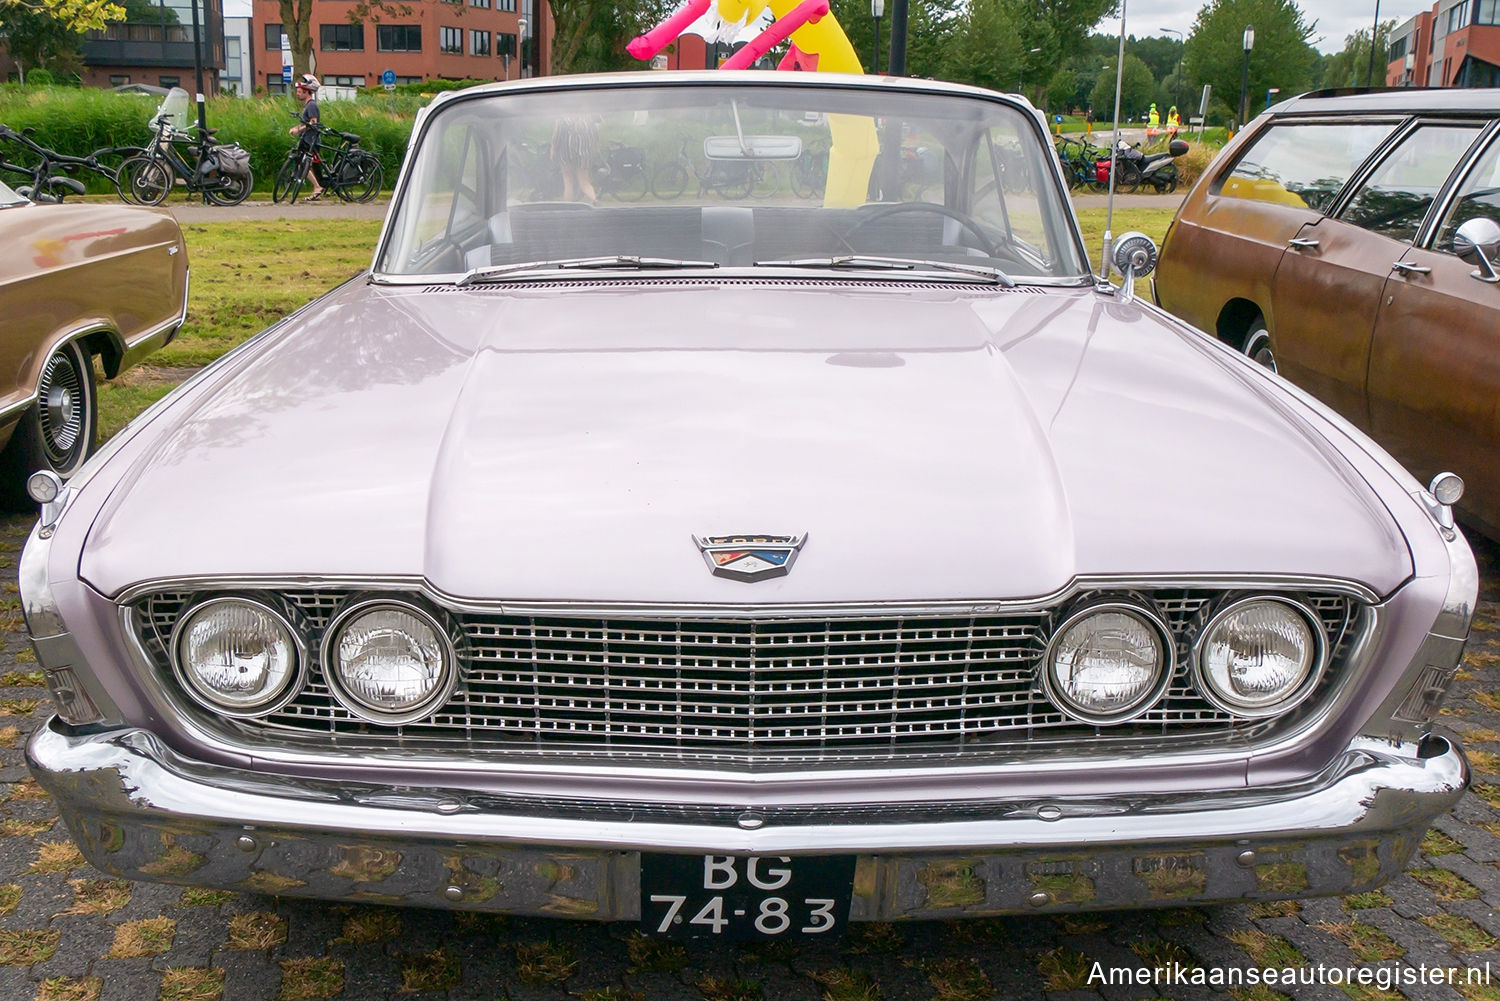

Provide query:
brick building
left=254, top=0, right=552, bottom=93
left=1388, top=0, right=1500, bottom=87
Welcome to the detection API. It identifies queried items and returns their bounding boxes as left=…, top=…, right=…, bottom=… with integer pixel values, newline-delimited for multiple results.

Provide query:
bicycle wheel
left=340, top=152, right=383, bottom=203
left=610, top=162, right=647, bottom=202
left=652, top=161, right=688, bottom=200
left=714, top=163, right=754, bottom=200
left=750, top=162, right=781, bottom=199
left=272, top=156, right=299, bottom=203
left=205, top=167, right=252, bottom=206
left=118, top=156, right=170, bottom=206
left=1115, top=160, right=1142, bottom=194
left=286, top=154, right=309, bottom=204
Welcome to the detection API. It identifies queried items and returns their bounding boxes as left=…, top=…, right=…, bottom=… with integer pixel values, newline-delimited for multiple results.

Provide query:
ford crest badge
left=693, top=534, right=806, bottom=582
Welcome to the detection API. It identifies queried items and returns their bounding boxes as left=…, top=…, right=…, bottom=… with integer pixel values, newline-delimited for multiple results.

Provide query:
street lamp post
left=1239, top=25, right=1255, bottom=129
left=1366, top=0, right=1382, bottom=86
left=870, top=0, right=883, bottom=75
left=1160, top=28, right=1184, bottom=114
left=517, top=16, right=529, bottom=76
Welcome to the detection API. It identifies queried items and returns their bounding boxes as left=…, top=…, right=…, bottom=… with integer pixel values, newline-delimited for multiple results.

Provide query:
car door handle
left=1287, top=237, right=1320, bottom=249
left=1391, top=261, right=1432, bottom=276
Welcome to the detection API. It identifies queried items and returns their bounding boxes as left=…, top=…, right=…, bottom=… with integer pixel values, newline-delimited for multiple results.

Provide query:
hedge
left=0, top=85, right=420, bottom=194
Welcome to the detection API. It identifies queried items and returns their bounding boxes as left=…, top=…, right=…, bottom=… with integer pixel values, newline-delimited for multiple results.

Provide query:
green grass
left=1074, top=207, right=1177, bottom=273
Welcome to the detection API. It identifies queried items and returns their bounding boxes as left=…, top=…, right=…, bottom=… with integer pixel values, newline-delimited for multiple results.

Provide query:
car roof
left=1269, top=87, right=1500, bottom=116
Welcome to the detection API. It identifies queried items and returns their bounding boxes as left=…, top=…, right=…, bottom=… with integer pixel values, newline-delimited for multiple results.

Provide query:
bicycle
left=591, top=140, right=648, bottom=202
left=0, top=124, right=142, bottom=202
left=273, top=118, right=382, bottom=204
left=1054, top=136, right=1108, bottom=192
left=789, top=144, right=828, bottom=199
left=118, top=115, right=252, bottom=206
left=651, top=140, right=761, bottom=200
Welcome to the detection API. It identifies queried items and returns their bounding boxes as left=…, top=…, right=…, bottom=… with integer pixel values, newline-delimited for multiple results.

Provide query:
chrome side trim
left=112, top=571, right=1382, bottom=612
left=117, top=267, right=190, bottom=374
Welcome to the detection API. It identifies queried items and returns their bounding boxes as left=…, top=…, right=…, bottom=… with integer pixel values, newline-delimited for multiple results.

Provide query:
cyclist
left=287, top=73, right=326, bottom=201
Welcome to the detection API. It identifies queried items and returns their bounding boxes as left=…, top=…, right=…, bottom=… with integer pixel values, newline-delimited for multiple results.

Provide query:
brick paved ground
left=0, top=511, right=1496, bottom=1001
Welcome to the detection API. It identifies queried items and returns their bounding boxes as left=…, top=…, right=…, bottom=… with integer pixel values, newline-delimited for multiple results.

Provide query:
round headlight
left=323, top=600, right=454, bottom=723
left=172, top=598, right=302, bottom=715
left=1043, top=603, right=1172, bottom=725
left=1196, top=597, right=1324, bottom=717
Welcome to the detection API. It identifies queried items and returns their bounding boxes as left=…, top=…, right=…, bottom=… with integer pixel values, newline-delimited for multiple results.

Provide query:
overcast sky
left=1097, top=0, right=1426, bottom=55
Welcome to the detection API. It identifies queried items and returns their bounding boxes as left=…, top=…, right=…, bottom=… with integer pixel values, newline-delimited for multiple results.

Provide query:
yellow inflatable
left=627, top=0, right=878, bottom=207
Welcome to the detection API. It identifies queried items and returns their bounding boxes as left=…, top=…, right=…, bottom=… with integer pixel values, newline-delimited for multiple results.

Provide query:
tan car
left=0, top=178, right=187, bottom=506
left=1157, top=89, right=1500, bottom=538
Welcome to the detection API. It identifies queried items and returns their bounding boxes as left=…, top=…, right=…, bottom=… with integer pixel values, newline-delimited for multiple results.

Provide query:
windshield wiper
left=456, top=256, right=719, bottom=287
left=753, top=255, right=1014, bottom=287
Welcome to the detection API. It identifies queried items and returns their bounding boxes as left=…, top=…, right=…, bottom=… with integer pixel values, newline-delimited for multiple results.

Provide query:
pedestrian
left=1167, top=105, right=1181, bottom=138
left=551, top=115, right=598, bottom=204
left=1147, top=101, right=1160, bottom=141
left=1085, top=106, right=1094, bottom=136
left=287, top=73, right=326, bottom=202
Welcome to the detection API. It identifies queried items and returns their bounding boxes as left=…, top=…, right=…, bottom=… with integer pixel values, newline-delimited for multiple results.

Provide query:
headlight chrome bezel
left=169, top=596, right=307, bottom=717
left=320, top=597, right=458, bottom=725
left=1193, top=595, right=1328, bottom=718
left=1042, top=600, right=1176, bottom=726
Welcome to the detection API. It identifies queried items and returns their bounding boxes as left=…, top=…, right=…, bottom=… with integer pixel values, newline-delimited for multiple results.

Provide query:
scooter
left=1138, top=139, right=1190, bottom=193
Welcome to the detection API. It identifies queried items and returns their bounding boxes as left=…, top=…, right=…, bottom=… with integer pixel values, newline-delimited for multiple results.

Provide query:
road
left=0, top=517, right=1496, bottom=1000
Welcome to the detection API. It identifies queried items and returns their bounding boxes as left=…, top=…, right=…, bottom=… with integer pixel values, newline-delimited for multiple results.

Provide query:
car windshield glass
left=377, top=80, right=1088, bottom=282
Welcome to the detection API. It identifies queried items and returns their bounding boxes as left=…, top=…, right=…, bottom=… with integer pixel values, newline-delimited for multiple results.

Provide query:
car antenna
left=1100, top=0, right=1128, bottom=282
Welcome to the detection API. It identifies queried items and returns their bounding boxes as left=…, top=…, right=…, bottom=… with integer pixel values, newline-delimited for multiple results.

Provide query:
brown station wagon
left=1157, top=89, right=1500, bottom=538
left=0, top=178, right=188, bottom=506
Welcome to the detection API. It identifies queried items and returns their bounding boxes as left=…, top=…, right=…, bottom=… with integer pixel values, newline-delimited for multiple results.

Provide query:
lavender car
left=20, top=73, right=1476, bottom=935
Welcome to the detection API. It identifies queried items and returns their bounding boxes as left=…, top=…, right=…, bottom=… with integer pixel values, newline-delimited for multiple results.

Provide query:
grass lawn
left=97, top=206, right=1179, bottom=437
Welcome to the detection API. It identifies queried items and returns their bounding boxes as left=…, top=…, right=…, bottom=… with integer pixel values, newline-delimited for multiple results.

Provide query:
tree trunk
left=278, top=0, right=316, bottom=81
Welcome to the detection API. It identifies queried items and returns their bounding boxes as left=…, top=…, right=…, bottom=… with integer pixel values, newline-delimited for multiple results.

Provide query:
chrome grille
left=131, top=588, right=1357, bottom=763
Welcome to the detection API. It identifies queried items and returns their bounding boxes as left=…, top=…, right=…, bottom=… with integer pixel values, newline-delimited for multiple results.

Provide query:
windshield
left=377, top=80, right=1088, bottom=283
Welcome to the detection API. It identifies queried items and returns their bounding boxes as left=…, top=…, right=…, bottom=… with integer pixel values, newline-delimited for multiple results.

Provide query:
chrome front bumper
left=29, top=721, right=1468, bottom=920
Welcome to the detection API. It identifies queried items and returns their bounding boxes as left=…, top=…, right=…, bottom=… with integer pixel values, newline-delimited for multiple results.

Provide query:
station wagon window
left=1433, top=135, right=1500, bottom=252
left=1216, top=122, right=1396, bottom=212
left=1340, top=124, right=1483, bottom=243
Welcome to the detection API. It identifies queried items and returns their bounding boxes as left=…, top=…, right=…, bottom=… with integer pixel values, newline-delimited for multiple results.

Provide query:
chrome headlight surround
left=320, top=597, right=458, bottom=725
left=1041, top=600, right=1175, bottom=726
left=168, top=596, right=307, bottom=718
left=1193, top=595, right=1327, bottom=719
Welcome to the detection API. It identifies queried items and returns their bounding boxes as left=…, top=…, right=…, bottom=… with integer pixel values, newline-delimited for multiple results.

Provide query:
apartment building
left=254, top=0, right=550, bottom=93
left=1388, top=0, right=1500, bottom=87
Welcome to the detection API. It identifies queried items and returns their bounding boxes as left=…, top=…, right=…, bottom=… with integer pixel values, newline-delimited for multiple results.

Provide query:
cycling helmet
left=296, top=74, right=319, bottom=92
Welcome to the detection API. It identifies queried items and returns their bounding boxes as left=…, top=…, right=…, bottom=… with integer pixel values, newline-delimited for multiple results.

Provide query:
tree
left=0, top=0, right=123, bottom=33
left=1090, top=52, right=1154, bottom=120
left=937, top=0, right=1023, bottom=92
left=829, top=0, right=961, bottom=78
left=551, top=0, right=671, bottom=73
left=1182, top=0, right=1317, bottom=126
left=1319, top=19, right=1394, bottom=88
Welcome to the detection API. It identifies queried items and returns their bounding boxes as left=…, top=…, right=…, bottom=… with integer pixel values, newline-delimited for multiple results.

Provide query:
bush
left=23, top=69, right=55, bottom=86
left=0, top=85, right=418, bottom=193
left=1174, top=141, right=1226, bottom=188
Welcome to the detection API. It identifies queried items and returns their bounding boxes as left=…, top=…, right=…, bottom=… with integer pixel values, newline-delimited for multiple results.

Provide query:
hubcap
left=39, top=352, right=84, bottom=465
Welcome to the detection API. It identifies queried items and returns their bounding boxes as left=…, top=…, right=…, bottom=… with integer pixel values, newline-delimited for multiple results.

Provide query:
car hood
left=81, top=279, right=1411, bottom=602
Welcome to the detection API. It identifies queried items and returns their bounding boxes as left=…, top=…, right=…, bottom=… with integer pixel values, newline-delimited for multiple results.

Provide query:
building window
left=224, top=36, right=242, bottom=78
left=377, top=24, right=421, bottom=52
left=498, top=0, right=515, bottom=10
left=498, top=32, right=517, bottom=56
left=1479, top=0, right=1498, bottom=24
left=470, top=0, right=490, bottom=7
left=320, top=23, right=364, bottom=51
left=470, top=29, right=490, bottom=55
left=1448, top=0, right=1472, bottom=33
left=321, top=74, right=367, bottom=87
left=266, top=74, right=287, bottom=94
left=441, top=25, right=462, bottom=53
left=264, top=23, right=284, bottom=50
left=109, top=74, right=131, bottom=86
left=159, top=75, right=180, bottom=88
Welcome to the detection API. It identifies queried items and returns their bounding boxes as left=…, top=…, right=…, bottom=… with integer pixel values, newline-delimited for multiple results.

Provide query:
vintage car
left=1155, top=89, right=1500, bottom=539
left=21, top=73, right=1476, bottom=935
left=0, top=178, right=187, bottom=506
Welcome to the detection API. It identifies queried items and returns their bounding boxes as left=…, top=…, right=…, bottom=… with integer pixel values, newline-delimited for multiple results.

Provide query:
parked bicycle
left=593, top=140, right=648, bottom=202
left=118, top=113, right=252, bottom=206
left=652, top=140, right=763, bottom=200
left=0, top=124, right=142, bottom=203
left=1054, top=136, right=1108, bottom=192
left=273, top=117, right=382, bottom=204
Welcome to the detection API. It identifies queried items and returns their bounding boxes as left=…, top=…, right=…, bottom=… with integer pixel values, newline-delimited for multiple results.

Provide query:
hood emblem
left=693, top=534, right=806, bottom=582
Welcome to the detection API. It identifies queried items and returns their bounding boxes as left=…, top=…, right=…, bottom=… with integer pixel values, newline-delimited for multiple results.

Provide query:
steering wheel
left=842, top=201, right=998, bottom=257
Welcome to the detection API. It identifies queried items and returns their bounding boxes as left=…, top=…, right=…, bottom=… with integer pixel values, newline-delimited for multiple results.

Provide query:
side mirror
left=1454, top=217, right=1500, bottom=284
left=1112, top=231, right=1157, bottom=303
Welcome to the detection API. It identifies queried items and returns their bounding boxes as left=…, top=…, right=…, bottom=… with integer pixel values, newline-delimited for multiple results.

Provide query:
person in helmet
left=287, top=74, right=326, bottom=200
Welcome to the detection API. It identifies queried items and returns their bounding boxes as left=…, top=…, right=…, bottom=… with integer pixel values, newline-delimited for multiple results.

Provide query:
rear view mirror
left=1455, top=217, right=1500, bottom=284
left=703, top=135, right=802, bottom=161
